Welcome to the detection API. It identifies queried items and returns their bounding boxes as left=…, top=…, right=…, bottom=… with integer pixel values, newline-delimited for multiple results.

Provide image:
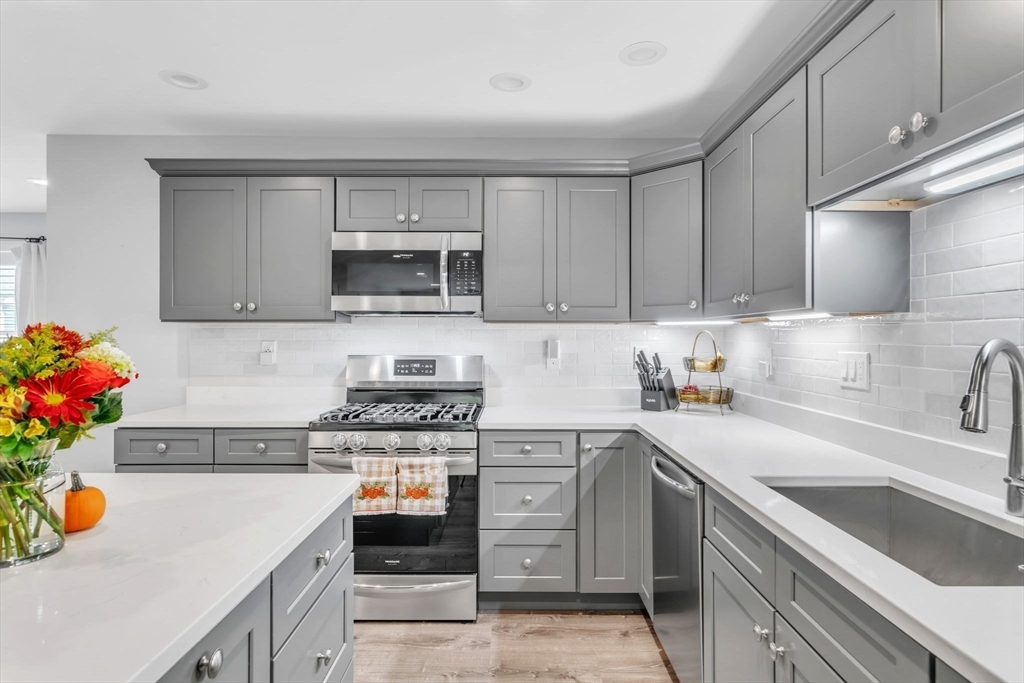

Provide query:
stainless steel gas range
left=308, top=354, right=482, bottom=622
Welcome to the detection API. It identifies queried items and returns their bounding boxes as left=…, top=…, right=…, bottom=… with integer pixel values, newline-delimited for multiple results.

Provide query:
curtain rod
left=0, top=236, right=46, bottom=243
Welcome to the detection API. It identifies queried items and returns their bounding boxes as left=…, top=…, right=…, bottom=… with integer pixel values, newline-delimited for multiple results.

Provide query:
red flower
left=20, top=369, right=98, bottom=426
left=77, top=358, right=129, bottom=393
left=23, top=323, right=88, bottom=355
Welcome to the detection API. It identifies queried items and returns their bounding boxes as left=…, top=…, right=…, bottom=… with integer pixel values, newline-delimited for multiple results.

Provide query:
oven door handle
left=439, top=233, right=450, bottom=312
left=311, top=454, right=474, bottom=468
left=354, top=579, right=475, bottom=593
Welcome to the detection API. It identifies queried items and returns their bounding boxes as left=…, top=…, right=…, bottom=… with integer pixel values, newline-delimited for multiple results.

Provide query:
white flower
left=78, top=341, right=137, bottom=378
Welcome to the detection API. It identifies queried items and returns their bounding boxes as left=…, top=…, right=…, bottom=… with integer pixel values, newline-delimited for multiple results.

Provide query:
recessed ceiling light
left=619, top=41, right=667, bottom=67
left=158, top=70, right=209, bottom=90
left=26, top=178, right=48, bottom=186
left=489, top=73, right=531, bottom=92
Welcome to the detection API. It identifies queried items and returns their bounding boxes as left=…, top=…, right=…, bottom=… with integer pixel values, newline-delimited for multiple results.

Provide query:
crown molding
left=627, top=141, right=705, bottom=175
left=146, top=158, right=631, bottom=177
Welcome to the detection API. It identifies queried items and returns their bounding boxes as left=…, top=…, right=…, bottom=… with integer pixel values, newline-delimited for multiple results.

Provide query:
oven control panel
left=394, top=358, right=436, bottom=376
left=451, top=251, right=482, bottom=296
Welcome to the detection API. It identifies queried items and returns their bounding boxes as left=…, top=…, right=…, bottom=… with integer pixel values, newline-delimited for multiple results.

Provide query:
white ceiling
left=0, top=0, right=828, bottom=213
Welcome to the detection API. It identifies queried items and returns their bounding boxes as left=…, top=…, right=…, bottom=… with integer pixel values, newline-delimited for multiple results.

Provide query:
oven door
left=331, top=232, right=450, bottom=313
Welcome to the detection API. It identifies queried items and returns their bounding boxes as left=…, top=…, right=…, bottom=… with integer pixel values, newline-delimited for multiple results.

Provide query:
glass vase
left=0, top=439, right=66, bottom=568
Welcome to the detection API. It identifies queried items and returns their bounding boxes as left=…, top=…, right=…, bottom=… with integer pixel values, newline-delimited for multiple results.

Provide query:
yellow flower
left=24, top=419, right=47, bottom=439
left=0, top=417, right=15, bottom=438
left=0, top=387, right=26, bottom=411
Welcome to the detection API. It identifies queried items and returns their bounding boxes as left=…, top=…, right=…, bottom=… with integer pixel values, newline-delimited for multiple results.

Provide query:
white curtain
left=11, top=240, right=47, bottom=328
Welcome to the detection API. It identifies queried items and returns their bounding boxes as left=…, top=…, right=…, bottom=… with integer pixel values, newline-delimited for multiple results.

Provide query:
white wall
left=0, top=212, right=46, bottom=239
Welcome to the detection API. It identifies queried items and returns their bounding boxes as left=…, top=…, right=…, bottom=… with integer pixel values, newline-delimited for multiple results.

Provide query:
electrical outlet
left=260, top=341, right=277, bottom=366
left=838, top=351, right=870, bottom=390
left=546, top=339, right=561, bottom=369
left=759, top=348, right=774, bottom=378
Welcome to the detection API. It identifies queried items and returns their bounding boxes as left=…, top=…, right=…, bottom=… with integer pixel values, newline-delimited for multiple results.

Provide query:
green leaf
left=92, top=391, right=123, bottom=424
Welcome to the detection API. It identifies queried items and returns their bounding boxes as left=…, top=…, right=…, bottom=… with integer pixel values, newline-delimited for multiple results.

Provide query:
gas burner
left=311, top=402, right=481, bottom=431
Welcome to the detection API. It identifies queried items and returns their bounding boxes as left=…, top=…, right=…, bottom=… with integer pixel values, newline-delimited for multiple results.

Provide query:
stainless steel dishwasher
left=651, top=448, right=704, bottom=683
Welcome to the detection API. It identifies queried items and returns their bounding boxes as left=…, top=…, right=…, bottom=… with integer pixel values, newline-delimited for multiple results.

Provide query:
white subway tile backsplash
left=950, top=262, right=1021, bottom=295
left=925, top=243, right=983, bottom=274
left=952, top=204, right=1022, bottom=246
left=984, top=290, right=1023, bottom=319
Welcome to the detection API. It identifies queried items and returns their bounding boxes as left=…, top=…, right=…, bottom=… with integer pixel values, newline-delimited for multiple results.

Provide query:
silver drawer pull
left=196, top=648, right=223, bottom=679
left=255, top=442, right=266, bottom=453
left=316, top=649, right=332, bottom=666
left=316, top=548, right=332, bottom=568
left=522, top=444, right=532, bottom=454
left=522, top=495, right=533, bottom=505
left=753, top=624, right=769, bottom=642
left=522, top=558, right=533, bottom=569
left=769, top=642, right=786, bottom=661
left=156, top=443, right=167, bottom=453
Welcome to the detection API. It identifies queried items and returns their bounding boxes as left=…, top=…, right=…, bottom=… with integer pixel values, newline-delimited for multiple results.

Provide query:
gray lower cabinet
left=214, top=428, right=308, bottom=467
left=773, top=613, right=842, bottom=683
left=115, top=428, right=214, bottom=466
left=160, top=177, right=247, bottom=321
left=479, top=529, right=577, bottom=592
left=335, top=177, right=410, bottom=231
left=479, top=431, right=576, bottom=467
left=555, top=178, right=630, bottom=322
left=246, top=177, right=334, bottom=321
left=159, top=577, right=271, bottom=683
left=483, top=177, right=557, bottom=322
left=703, top=541, right=774, bottom=683
left=578, top=432, right=639, bottom=593
left=630, top=162, right=703, bottom=322
left=409, top=177, right=483, bottom=232
left=479, top=467, right=577, bottom=531
left=638, top=439, right=654, bottom=614
left=704, top=488, right=776, bottom=603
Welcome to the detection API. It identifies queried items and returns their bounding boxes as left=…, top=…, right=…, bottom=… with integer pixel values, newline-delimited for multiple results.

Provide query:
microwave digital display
left=394, top=359, right=436, bottom=376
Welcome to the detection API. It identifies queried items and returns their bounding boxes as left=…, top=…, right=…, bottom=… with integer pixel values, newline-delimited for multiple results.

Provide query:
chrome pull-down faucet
left=959, top=338, right=1024, bottom=517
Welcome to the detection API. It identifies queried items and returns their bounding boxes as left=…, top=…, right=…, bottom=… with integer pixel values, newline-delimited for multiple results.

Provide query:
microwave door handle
left=440, top=233, right=450, bottom=312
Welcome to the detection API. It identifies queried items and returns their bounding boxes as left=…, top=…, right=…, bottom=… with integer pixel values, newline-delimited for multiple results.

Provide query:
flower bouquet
left=0, top=323, right=137, bottom=566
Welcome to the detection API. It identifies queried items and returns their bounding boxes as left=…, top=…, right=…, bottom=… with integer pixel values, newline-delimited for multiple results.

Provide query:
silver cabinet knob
left=522, top=444, right=532, bottom=454
left=156, top=443, right=167, bottom=453
left=559, top=303, right=569, bottom=312
left=769, top=642, right=786, bottom=661
left=316, top=649, right=333, bottom=666
left=753, top=624, right=770, bottom=642
left=255, top=442, right=266, bottom=453
left=316, top=548, right=332, bottom=568
left=522, top=495, right=533, bottom=505
left=522, top=558, right=533, bottom=569
left=732, top=293, right=740, bottom=304
left=689, top=300, right=698, bottom=309
left=396, top=213, right=406, bottom=223
left=247, top=302, right=256, bottom=312
left=910, top=111, right=930, bottom=132
left=545, top=303, right=555, bottom=312
left=196, top=649, right=223, bottom=679
left=583, top=443, right=593, bottom=452
left=233, top=302, right=242, bottom=311
left=888, top=125, right=907, bottom=145
left=410, top=213, right=420, bottom=223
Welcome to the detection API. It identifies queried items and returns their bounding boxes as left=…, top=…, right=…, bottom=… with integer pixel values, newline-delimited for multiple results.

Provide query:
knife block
left=640, top=368, right=679, bottom=411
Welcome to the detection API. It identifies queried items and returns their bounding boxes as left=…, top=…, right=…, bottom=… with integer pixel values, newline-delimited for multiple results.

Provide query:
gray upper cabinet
left=483, top=178, right=557, bottom=322
left=246, top=177, right=334, bottom=321
left=578, top=432, right=639, bottom=594
left=704, top=127, right=749, bottom=318
left=160, top=177, right=247, bottom=321
left=630, top=163, right=703, bottom=322
left=808, top=0, right=933, bottom=206
left=335, top=177, right=410, bottom=231
left=555, top=178, right=630, bottom=322
left=409, top=177, right=483, bottom=232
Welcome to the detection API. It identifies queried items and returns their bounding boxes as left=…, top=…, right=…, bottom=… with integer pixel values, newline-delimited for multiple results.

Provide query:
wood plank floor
left=354, top=611, right=679, bottom=682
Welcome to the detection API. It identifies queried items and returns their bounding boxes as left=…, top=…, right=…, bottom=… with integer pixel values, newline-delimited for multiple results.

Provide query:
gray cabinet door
left=638, top=439, right=654, bottom=615
left=479, top=529, right=577, bottom=592
left=159, top=577, right=270, bottom=683
left=246, top=177, right=334, bottom=321
left=409, top=177, right=483, bottom=232
left=704, top=488, right=776, bottom=603
left=479, top=431, right=577, bottom=468
left=214, top=428, right=308, bottom=466
left=912, top=0, right=1024, bottom=156
left=160, top=177, right=247, bottom=321
left=335, top=177, right=410, bottom=231
left=555, top=178, right=630, bottom=322
left=578, top=432, right=639, bottom=593
left=704, top=127, right=749, bottom=318
left=773, top=613, right=842, bottom=683
left=631, top=162, right=703, bottom=322
left=807, top=0, right=927, bottom=206
left=483, top=178, right=557, bottom=322
left=114, top=428, right=214, bottom=466
left=479, top=467, right=578, bottom=531
left=703, top=541, right=774, bottom=683
left=745, top=68, right=811, bottom=316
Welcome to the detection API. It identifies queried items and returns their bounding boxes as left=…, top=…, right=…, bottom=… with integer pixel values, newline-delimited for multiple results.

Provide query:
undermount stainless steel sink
left=770, top=486, right=1024, bottom=587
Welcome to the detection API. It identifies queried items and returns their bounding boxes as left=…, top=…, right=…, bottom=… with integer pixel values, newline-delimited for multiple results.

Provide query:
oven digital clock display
left=394, top=359, right=436, bottom=376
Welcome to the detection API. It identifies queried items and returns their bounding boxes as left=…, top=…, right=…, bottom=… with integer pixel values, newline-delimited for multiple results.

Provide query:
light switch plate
left=838, top=351, right=870, bottom=390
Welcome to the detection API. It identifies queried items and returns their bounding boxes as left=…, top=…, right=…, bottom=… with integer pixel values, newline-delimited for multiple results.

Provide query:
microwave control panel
left=451, top=251, right=482, bottom=296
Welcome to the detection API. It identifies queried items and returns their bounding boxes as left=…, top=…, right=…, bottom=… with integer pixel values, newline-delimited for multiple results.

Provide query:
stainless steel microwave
left=331, top=232, right=482, bottom=315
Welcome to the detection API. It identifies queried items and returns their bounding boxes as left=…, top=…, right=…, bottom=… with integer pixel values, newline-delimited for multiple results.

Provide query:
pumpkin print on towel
left=400, top=482, right=434, bottom=500
left=396, top=456, right=447, bottom=516
left=358, top=482, right=392, bottom=501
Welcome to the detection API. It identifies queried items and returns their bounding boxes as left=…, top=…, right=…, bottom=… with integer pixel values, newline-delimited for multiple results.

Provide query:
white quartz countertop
left=480, top=406, right=1024, bottom=683
left=119, top=403, right=333, bottom=428
left=0, top=473, right=360, bottom=683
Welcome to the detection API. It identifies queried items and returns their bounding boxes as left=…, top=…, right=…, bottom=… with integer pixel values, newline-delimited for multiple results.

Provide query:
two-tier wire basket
left=676, top=330, right=733, bottom=415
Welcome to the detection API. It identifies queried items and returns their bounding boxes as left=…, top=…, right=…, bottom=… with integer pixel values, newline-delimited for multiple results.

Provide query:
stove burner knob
left=434, top=434, right=451, bottom=451
left=416, top=433, right=435, bottom=451
left=382, top=433, right=401, bottom=451
left=348, top=434, right=367, bottom=451
left=331, top=434, right=348, bottom=451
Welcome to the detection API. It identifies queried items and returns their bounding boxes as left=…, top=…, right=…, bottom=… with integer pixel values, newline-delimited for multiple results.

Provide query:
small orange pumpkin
left=65, top=470, right=106, bottom=533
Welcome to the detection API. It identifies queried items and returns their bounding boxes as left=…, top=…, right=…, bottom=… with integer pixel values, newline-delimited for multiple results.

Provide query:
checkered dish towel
left=351, top=456, right=398, bottom=515
left=397, top=456, right=448, bottom=516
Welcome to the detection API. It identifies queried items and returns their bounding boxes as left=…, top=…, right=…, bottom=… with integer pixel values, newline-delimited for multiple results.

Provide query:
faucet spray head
left=959, top=392, right=988, bottom=433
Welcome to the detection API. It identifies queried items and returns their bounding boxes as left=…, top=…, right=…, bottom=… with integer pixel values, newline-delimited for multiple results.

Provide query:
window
left=0, top=250, right=15, bottom=340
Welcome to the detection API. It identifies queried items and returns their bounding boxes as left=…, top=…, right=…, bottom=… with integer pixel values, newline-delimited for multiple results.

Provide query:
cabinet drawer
left=158, top=577, right=270, bottom=683
left=273, top=554, right=354, bottom=683
left=774, top=613, right=842, bottom=683
left=116, top=465, right=214, bottom=473
left=479, top=431, right=576, bottom=467
left=115, top=429, right=213, bottom=465
left=271, top=500, right=353, bottom=653
left=705, top=488, right=776, bottom=602
left=214, top=465, right=308, bottom=474
left=480, top=529, right=577, bottom=592
left=480, top=467, right=577, bottom=530
left=214, top=429, right=307, bottom=466
left=775, top=541, right=930, bottom=683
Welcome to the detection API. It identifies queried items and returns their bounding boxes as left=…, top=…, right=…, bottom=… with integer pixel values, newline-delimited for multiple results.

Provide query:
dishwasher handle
left=651, top=455, right=696, bottom=499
